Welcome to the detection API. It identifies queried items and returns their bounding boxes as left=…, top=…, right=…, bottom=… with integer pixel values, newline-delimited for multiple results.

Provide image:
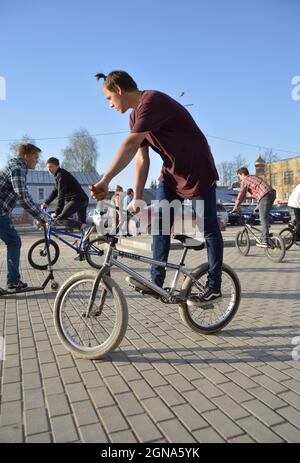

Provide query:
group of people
left=0, top=69, right=299, bottom=301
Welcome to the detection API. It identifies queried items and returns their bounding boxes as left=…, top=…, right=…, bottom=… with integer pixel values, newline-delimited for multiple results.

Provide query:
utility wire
left=0, top=130, right=298, bottom=155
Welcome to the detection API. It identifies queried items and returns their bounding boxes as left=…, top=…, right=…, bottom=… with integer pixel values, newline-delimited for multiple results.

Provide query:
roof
left=26, top=170, right=101, bottom=185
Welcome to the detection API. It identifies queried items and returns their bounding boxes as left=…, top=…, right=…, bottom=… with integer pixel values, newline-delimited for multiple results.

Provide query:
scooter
left=0, top=223, right=59, bottom=297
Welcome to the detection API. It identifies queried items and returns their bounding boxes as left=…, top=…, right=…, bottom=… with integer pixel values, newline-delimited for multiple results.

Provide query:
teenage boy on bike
left=232, top=167, right=276, bottom=247
left=90, top=70, right=223, bottom=304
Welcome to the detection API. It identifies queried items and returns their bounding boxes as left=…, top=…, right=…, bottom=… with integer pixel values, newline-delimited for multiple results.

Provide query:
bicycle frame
left=86, top=239, right=205, bottom=316
left=44, top=211, right=91, bottom=254
left=244, top=223, right=264, bottom=244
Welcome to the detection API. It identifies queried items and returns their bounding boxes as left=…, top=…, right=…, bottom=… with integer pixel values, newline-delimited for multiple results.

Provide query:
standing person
left=90, top=70, right=223, bottom=304
left=41, top=157, right=89, bottom=231
left=123, top=188, right=134, bottom=209
left=288, top=183, right=300, bottom=242
left=232, top=167, right=276, bottom=247
left=111, top=185, right=123, bottom=228
left=0, top=143, right=47, bottom=293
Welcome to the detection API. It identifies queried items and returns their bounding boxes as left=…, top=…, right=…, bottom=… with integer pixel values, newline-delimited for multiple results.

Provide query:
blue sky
left=0, top=0, right=299, bottom=190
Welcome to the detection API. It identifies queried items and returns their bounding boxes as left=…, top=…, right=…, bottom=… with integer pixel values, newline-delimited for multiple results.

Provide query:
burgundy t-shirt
left=130, top=90, right=219, bottom=198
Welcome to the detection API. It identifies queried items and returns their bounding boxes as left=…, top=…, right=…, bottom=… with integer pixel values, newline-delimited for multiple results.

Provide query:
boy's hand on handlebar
left=89, top=181, right=108, bottom=200
left=51, top=213, right=58, bottom=220
left=127, top=199, right=141, bottom=214
left=231, top=207, right=238, bottom=214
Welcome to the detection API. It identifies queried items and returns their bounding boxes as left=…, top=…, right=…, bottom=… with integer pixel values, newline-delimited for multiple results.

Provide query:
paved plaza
left=0, top=228, right=300, bottom=443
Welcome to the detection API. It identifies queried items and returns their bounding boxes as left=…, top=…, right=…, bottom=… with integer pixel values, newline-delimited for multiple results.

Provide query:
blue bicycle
left=28, top=211, right=106, bottom=270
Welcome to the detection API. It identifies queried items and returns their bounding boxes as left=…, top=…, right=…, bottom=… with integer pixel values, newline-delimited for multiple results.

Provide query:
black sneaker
left=7, top=280, right=28, bottom=292
left=126, top=276, right=162, bottom=296
left=188, top=287, right=222, bottom=307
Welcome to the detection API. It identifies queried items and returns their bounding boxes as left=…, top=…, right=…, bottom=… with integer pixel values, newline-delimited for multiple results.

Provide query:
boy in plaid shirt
left=0, top=143, right=47, bottom=293
left=232, top=167, right=276, bottom=247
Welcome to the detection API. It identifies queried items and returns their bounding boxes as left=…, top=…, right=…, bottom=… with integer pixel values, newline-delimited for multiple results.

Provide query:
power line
left=0, top=130, right=298, bottom=156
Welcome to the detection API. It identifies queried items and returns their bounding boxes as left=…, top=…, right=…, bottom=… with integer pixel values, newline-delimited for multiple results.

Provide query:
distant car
left=238, top=205, right=260, bottom=225
left=269, top=205, right=291, bottom=224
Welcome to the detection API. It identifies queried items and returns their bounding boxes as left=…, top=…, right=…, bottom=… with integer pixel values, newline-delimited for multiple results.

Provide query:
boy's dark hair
left=95, top=70, right=138, bottom=92
left=237, top=167, right=249, bottom=176
left=46, top=157, right=60, bottom=166
left=18, top=143, right=41, bottom=158
left=127, top=188, right=133, bottom=195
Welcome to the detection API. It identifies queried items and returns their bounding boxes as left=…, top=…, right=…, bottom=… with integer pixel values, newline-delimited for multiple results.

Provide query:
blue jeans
left=0, top=214, right=22, bottom=285
left=150, top=182, right=224, bottom=290
left=258, top=190, right=276, bottom=240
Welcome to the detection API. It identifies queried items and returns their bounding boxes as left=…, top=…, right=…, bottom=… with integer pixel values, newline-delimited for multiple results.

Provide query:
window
left=284, top=171, right=294, bottom=185
left=38, top=187, right=45, bottom=201
left=270, top=173, right=278, bottom=186
left=285, top=192, right=289, bottom=199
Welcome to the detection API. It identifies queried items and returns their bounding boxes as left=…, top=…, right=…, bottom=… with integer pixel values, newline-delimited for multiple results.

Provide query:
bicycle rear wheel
left=85, top=237, right=107, bottom=269
left=235, top=228, right=250, bottom=255
left=265, top=234, right=285, bottom=262
left=179, top=263, right=241, bottom=334
left=279, top=227, right=294, bottom=250
left=28, top=238, right=60, bottom=270
left=53, top=271, right=128, bottom=359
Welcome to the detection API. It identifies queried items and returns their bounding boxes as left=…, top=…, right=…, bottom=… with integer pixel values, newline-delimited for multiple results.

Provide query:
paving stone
left=72, top=401, right=99, bottom=426
left=0, top=401, right=22, bottom=426
left=26, top=432, right=52, bottom=443
left=202, top=409, right=244, bottom=440
left=128, top=414, right=163, bottom=442
left=109, top=430, right=138, bottom=443
left=24, top=388, right=45, bottom=410
left=193, top=427, right=225, bottom=443
left=212, top=395, right=250, bottom=421
left=242, top=399, right=285, bottom=427
left=52, top=415, right=79, bottom=443
left=46, top=393, right=71, bottom=417
left=89, top=386, right=115, bottom=409
left=25, top=408, right=49, bottom=436
left=156, top=385, right=186, bottom=407
left=172, top=404, right=208, bottom=431
left=128, top=379, right=156, bottom=400
left=237, top=416, right=283, bottom=443
left=98, top=405, right=129, bottom=434
left=276, top=406, right=300, bottom=429
left=115, top=392, right=144, bottom=416
left=0, top=424, right=23, bottom=443
left=64, top=382, right=89, bottom=402
left=79, top=424, right=109, bottom=443
left=272, top=422, right=300, bottom=443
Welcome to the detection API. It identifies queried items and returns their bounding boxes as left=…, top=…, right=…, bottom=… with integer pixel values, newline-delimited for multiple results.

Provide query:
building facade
left=255, top=155, right=300, bottom=204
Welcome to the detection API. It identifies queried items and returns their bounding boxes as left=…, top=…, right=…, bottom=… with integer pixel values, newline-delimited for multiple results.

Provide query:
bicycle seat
left=173, top=234, right=205, bottom=251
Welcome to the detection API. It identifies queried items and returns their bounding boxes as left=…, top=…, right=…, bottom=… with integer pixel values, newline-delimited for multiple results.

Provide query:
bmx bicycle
left=28, top=210, right=104, bottom=270
left=53, top=206, right=241, bottom=360
left=235, top=222, right=285, bottom=262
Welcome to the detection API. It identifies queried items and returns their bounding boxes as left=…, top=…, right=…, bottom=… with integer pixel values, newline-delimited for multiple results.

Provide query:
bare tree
left=233, top=154, right=249, bottom=172
left=262, top=148, right=280, bottom=164
left=62, top=129, right=99, bottom=172
left=8, top=134, right=46, bottom=169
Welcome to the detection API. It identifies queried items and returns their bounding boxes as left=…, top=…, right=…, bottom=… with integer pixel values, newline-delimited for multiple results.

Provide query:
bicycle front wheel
left=28, top=238, right=60, bottom=270
left=235, top=229, right=250, bottom=255
left=279, top=227, right=294, bottom=251
left=265, top=234, right=285, bottom=263
left=179, top=263, right=241, bottom=334
left=53, top=271, right=128, bottom=359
